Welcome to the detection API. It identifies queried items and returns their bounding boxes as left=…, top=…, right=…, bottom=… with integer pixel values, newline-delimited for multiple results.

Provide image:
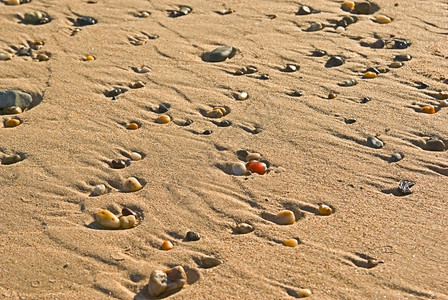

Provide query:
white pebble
left=130, top=152, right=142, bottom=161
left=0, top=53, right=12, bottom=61
left=335, top=26, right=345, bottom=33
left=123, top=177, right=143, bottom=192
left=232, top=162, right=247, bottom=176
left=92, top=184, right=106, bottom=196
left=237, top=92, right=248, bottom=100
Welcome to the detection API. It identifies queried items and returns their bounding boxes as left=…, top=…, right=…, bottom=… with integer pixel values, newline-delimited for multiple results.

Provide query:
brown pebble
left=127, top=122, right=139, bottom=130
left=275, top=210, right=295, bottom=225
left=4, top=119, right=21, bottom=128
left=328, top=92, right=337, bottom=99
left=111, top=159, right=126, bottom=169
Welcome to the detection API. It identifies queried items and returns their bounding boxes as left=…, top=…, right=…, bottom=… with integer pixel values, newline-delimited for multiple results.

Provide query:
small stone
left=83, top=55, right=94, bottom=61
left=165, top=266, right=187, bottom=292
left=234, top=69, right=244, bottom=76
left=156, top=114, right=171, bottom=124
left=389, top=61, right=403, bottom=68
left=172, top=5, right=192, bottom=17
left=17, top=47, right=32, bottom=57
left=354, top=2, right=371, bottom=14
left=395, top=54, right=412, bottom=61
left=328, top=92, right=337, bottom=99
left=237, top=92, right=248, bottom=100
left=36, top=54, right=49, bottom=61
left=105, top=87, right=127, bottom=97
left=0, top=53, right=13, bottom=61
left=111, top=159, right=126, bottom=169
left=207, top=108, right=224, bottom=118
left=390, top=153, right=403, bottom=162
left=137, top=66, right=151, bottom=73
left=236, top=150, right=250, bottom=159
left=185, top=231, right=200, bottom=241
left=6, top=0, right=20, bottom=5
left=119, top=215, right=136, bottom=229
left=341, top=1, right=355, bottom=11
left=297, top=5, right=311, bottom=15
left=2, top=106, right=23, bottom=114
left=0, top=90, right=33, bottom=111
left=421, top=105, right=435, bottom=114
left=139, top=11, right=151, bottom=18
left=312, top=50, right=326, bottom=57
left=127, top=122, right=139, bottom=130
left=440, top=100, right=448, bottom=107
left=361, top=97, right=371, bottom=104
left=339, top=79, right=357, bottom=87
left=130, top=152, right=142, bottom=161
left=130, top=81, right=145, bottom=89
left=366, top=67, right=380, bottom=75
left=397, top=180, right=415, bottom=195
left=235, top=223, right=254, bottom=234
left=284, top=64, right=299, bottom=72
left=275, top=210, right=295, bottom=225
left=426, top=138, right=446, bottom=151
left=306, top=22, right=323, bottom=32
left=24, top=11, right=43, bottom=24
left=326, top=56, right=344, bottom=67
left=246, top=153, right=261, bottom=161
left=364, top=71, right=377, bottom=79
left=246, top=161, right=267, bottom=175
left=96, top=210, right=121, bottom=229
left=76, top=16, right=97, bottom=26
left=393, top=39, right=411, bottom=49
left=344, top=118, right=356, bottom=124
left=148, top=270, right=168, bottom=297
left=245, top=66, right=258, bottom=74
left=2, top=154, right=21, bottom=165
left=318, top=204, right=333, bottom=216
left=161, top=240, right=173, bottom=251
left=200, top=257, right=222, bottom=268
left=259, top=74, right=270, bottom=80
left=367, top=259, right=384, bottom=268
left=4, top=119, right=21, bottom=127
left=232, top=162, right=247, bottom=176
left=415, top=81, right=429, bottom=89
left=203, top=130, right=212, bottom=135
left=219, top=9, right=234, bottom=15
left=437, top=91, right=448, bottom=100
left=370, top=38, right=386, bottom=49
left=290, top=90, right=303, bottom=97
left=335, top=26, right=345, bottom=33
left=283, top=239, right=299, bottom=247
left=367, top=136, right=384, bottom=149
left=158, top=104, right=169, bottom=113
left=92, top=184, right=106, bottom=196
left=297, top=289, right=312, bottom=297
left=206, top=46, right=236, bottom=62
left=375, top=15, right=392, bottom=24
left=123, top=177, right=143, bottom=192
left=218, top=120, right=232, bottom=127
left=121, top=207, right=137, bottom=217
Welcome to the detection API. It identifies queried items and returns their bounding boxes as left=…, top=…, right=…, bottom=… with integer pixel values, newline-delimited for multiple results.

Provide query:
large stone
left=0, top=90, right=33, bottom=110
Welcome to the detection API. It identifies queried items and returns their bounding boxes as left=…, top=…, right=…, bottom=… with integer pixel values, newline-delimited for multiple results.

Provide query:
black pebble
left=122, top=207, right=137, bottom=217
left=17, top=47, right=32, bottom=56
left=185, top=231, right=200, bottom=241
left=106, top=87, right=127, bottom=97
left=218, top=120, right=232, bottom=127
left=325, top=56, right=344, bottom=68
left=361, top=97, right=371, bottom=104
left=76, top=16, right=97, bottom=26
left=393, top=39, right=411, bottom=49
left=312, top=49, right=327, bottom=57
left=259, top=74, right=270, bottom=80
left=397, top=180, right=415, bottom=195
left=111, top=159, right=126, bottom=169
left=394, top=54, right=412, bottom=61
left=158, top=104, right=169, bottom=113
left=415, top=81, right=429, bottom=89
left=203, top=130, right=212, bottom=135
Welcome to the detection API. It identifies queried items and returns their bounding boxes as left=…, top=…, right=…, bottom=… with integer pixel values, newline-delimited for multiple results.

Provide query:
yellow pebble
left=341, top=1, right=355, bottom=11
left=5, top=119, right=21, bottom=128
left=161, top=240, right=173, bottom=251
left=275, top=210, right=295, bottom=225
left=96, top=210, right=121, bottom=229
left=318, top=204, right=333, bottom=216
left=85, top=55, right=95, bottom=61
left=328, top=92, right=337, bottom=99
left=156, top=114, right=171, bottom=124
left=123, top=177, right=143, bottom=192
left=364, top=71, right=377, bottom=79
left=297, top=288, right=312, bottom=297
left=421, top=105, right=435, bottom=114
left=120, top=215, right=136, bottom=229
left=6, top=0, right=20, bottom=5
left=127, top=122, right=139, bottom=130
left=376, top=15, right=392, bottom=24
left=283, top=239, right=299, bottom=247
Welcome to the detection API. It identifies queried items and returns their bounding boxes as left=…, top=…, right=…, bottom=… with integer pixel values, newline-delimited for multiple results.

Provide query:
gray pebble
left=390, top=153, right=403, bottom=162
left=326, top=56, right=344, bottom=67
left=306, top=22, right=323, bottom=32
left=339, top=79, right=357, bottom=87
left=367, top=136, right=384, bottom=149
left=185, top=231, right=200, bottom=241
left=312, top=49, right=327, bottom=57
left=394, top=54, right=412, bottom=61
left=206, top=46, right=236, bottom=62
left=200, top=257, right=222, bottom=269
left=344, top=118, right=357, bottom=124
left=426, top=138, right=446, bottom=151
left=0, top=90, right=32, bottom=110
left=2, top=154, right=22, bottom=165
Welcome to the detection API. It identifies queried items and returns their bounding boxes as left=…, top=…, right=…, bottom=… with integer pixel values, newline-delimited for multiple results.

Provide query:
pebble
left=130, top=81, right=145, bottom=89
left=83, top=55, right=94, bottom=61
left=203, top=129, right=212, bottom=135
left=96, top=210, right=121, bottom=229
left=4, top=118, right=21, bottom=127
left=232, top=162, right=247, bottom=176
left=335, top=26, right=345, bottom=33
left=156, top=114, right=171, bottom=124
left=367, top=136, right=384, bottom=149
left=130, top=152, right=142, bottom=161
left=147, top=266, right=187, bottom=297
left=366, top=67, right=380, bottom=75
left=127, top=122, right=139, bottom=130
left=297, top=5, right=311, bottom=15
left=440, top=100, right=448, bottom=107
left=337, top=16, right=358, bottom=28
left=6, top=0, right=20, bottom=5
left=364, top=71, right=377, bottom=79
left=2, top=154, right=21, bottom=165
left=157, top=104, right=170, bottom=113
left=395, top=54, right=412, bottom=61
left=306, top=22, right=323, bottom=32
left=275, top=210, right=295, bottom=225
left=2, top=106, right=22, bottom=114
left=136, top=66, right=151, bottom=73
left=237, top=92, right=248, bottom=100
left=318, top=204, right=333, bottom=216
left=219, top=9, right=234, bottom=15
left=415, top=81, right=429, bottom=89
left=207, top=107, right=225, bottom=118
left=367, top=259, right=383, bottom=268
left=328, top=92, right=337, bottom=99
left=111, top=159, right=126, bottom=169
left=139, top=11, right=151, bottom=18
left=246, top=153, right=261, bottom=161
left=283, top=239, right=299, bottom=247
left=119, top=215, right=136, bottom=229
left=0, top=90, right=33, bottom=111
left=370, top=38, right=385, bottom=49
left=297, top=289, right=312, bottom=297
left=341, top=1, right=355, bottom=11
left=36, top=54, right=49, bottom=61
left=344, top=118, right=357, bottom=124
left=312, top=49, right=326, bottom=57
left=105, top=87, right=127, bottom=97
left=376, top=15, right=392, bottom=24
left=0, top=53, right=13, bottom=61
left=17, top=46, right=32, bottom=56
left=200, top=257, right=222, bottom=268
left=354, top=2, right=371, bottom=14
left=290, top=90, right=303, bottom=97
left=421, top=105, right=435, bottom=114
left=437, top=91, right=448, bottom=100
left=161, top=240, right=173, bottom=251
left=284, top=64, right=299, bottom=72
left=123, top=177, right=143, bottom=192
left=206, top=46, right=236, bottom=62
left=218, top=120, right=232, bottom=127
left=170, top=5, right=192, bottom=17
left=235, top=223, right=254, bottom=234
left=76, top=16, right=97, bottom=26
left=394, top=39, right=411, bottom=49
left=361, top=97, right=371, bottom=104
left=326, top=56, right=344, bottom=67
left=24, top=11, right=43, bottom=24
left=121, top=207, right=137, bottom=217
left=397, top=180, right=415, bottom=195
left=426, top=138, right=446, bottom=151
left=390, top=153, right=403, bottom=162
left=339, top=79, right=357, bottom=87
left=246, top=161, right=267, bottom=175
left=185, top=231, right=200, bottom=241
left=92, top=184, right=106, bottom=196
left=389, top=61, right=403, bottom=68
left=259, top=74, right=270, bottom=80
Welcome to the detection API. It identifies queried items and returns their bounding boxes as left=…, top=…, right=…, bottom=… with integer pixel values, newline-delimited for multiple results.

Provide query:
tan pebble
left=156, top=114, right=171, bottom=124
left=92, top=184, right=106, bottom=196
left=148, top=270, right=168, bottom=297
left=220, top=9, right=233, bottom=15
left=297, top=288, right=312, bottom=297
left=268, top=14, right=277, bottom=19
left=165, top=266, right=187, bottom=292
left=130, top=81, right=145, bottom=88
left=200, top=256, right=223, bottom=268
left=5, top=119, right=21, bottom=128
left=138, top=66, right=151, bottom=73
left=341, top=1, right=355, bottom=11
left=335, top=26, right=345, bottom=33
left=120, top=215, right=136, bottom=229
left=237, top=92, right=248, bottom=100
left=3, top=106, right=22, bottom=114
left=283, top=238, right=299, bottom=247
left=440, top=100, right=448, bottom=107
left=0, top=53, right=13, bottom=61
left=6, top=0, right=20, bottom=5
left=235, top=223, right=254, bottom=234
left=437, top=91, right=448, bottom=100
left=246, top=153, right=261, bottom=161
left=389, top=61, right=403, bottom=68
left=275, top=210, right=295, bottom=225
left=123, top=177, right=143, bottom=192
left=376, top=15, right=392, bottom=24
left=96, top=210, right=121, bottom=229
left=36, top=54, right=49, bottom=61
left=127, top=122, right=139, bottom=130
left=130, top=152, right=142, bottom=161
left=207, top=109, right=223, bottom=118
left=318, top=204, right=333, bottom=216
left=140, top=11, right=151, bottom=18
left=232, top=162, right=247, bottom=176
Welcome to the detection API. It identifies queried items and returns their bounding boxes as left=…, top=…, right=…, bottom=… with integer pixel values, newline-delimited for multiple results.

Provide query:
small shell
left=364, top=71, right=377, bottom=79
left=235, top=223, right=254, bottom=234
left=237, top=92, right=248, bottom=100
left=156, top=114, right=171, bottom=124
left=376, top=15, right=392, bottom=24
left=123, top=177, right=143, bottom=192
left=130, top=152, right=142, bottom=161
left=318, top=204, right=333, bottom=216
left=297, top=289, right=312, bottom=297
left=0, top=53, right=13, bottom=61
left=120, top=215, right=136, bottom=229
left=85, top=55, right=95, bottom=61
left=96, top=210, right=121, bottom=229
left=127, top=122, right=139, bottom=130
left=232, top=162, right=247, bottom=176
left=283, top=239, right=299, bottom=247
left=421, top=105, right=435, bottom=114
left=4, top=119, right=21, bottom=128
left=246, top=153, right=261, bottom=161
left=92, top=184, right=106, bottom=196
left=275, top=210, right=295, bottom=225
left=161, top=240, right=173, bottom=250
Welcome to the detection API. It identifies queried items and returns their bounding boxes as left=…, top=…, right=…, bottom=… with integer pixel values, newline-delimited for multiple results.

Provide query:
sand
left=0, top=0, right=447, bottom=299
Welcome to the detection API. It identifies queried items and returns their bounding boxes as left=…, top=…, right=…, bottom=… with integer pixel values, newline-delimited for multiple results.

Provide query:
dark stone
left=393, top=39, right=411, bottom=49
left=397, top=180, right=415, bottom=195
left=361, top=97, right=371, bottom=104
left=218, top=120, right=232, bottom=127
left=312, top=49, right=327, bottom=57
left=325, top=56, right=344, bottom=68
left=17, top=47, right=32, bottom=56
left=122, top=207, right=137, bottom=217
left=203, top=130, right=212, bottom=135
left=111, top=159, right=126, bottom=169
left=244, top=66, right=258, bottom=74
left=390, top=153, right=403, bottom=162
left=371, top=38, right=385, bottom=49
left=283, top=64, right=299, bottom=72
left=426, top=139, right=446, bottom=151
left=354, top=2, right=371, bottom=14
left=105, top=87, right=127, bottom=97
left=158, top=104, right=169, bottom=113
left=259, top=74, right=269, bottom=80
left=415, top=81, right=429, bottom=89
left=185, top=231, right=200, bottom=241
left=2, top=154, right=21, bottom=165
left=76, top=16, right=97, bottom=26
left=0, top=90, right=33, bottom=110
left=206, top=46, right=236, bottom=62
left=367, top=136, right=383, bottom=149
left=344, top=118, right=357, bottom=124
left=394, top=54, right=412, bottom=61
left=296, top=5, right=311, bottom=15
left=289, top=90, right=303, bottom=97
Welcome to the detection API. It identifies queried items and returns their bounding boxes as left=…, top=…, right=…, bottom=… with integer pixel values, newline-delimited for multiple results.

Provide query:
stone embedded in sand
left=2, top=106, right=22, bottom=114
left=36, top=53, right=49, bottom=61
left=335, top=26, right=345, bottom=33
left=139, top=11, right=151, bottom=18
left=297, top=288, right=312, bottom=297
left=111, top=159, right=126, bottom=169
left=421, top=105, right=435, bottom=114
left=318, top=204, right=333, bottom=216
left=130, top=152, right=142, bottom=161
left=354, top=2, right=371, bottom=14
left=170, top=5, right=192, bottom=17
left=297, top=5, right=311, bottom=15
left=326, top=56, right=344, bottom=67
left=275, top=210, right=295, bottom=225
left=206, top=46, right=236, bottom=62
left=130, top=81, right=145, bottom=89
left=127, top=122, right=139, bottom=130
left=0, top=90, right=32, bottom=111
left=161, top=240, right=173, bottom=251
left=306, top=22, right=323, bottom=32
left=147, top=266, right=187, bottom=297
left=283, top=238, right=299, bottom=247
left=185, top=231, right=200, bottom=241
left=328, top=92, right=337, bottom=99
left=246, top=161, right=267, bottom=175
left=200, top=257, right=223, bottom=268
left=106, top=87, right=127, bottom=98
left=92, top=184, right=106, bottom=196
left=6, top=0, right=20, bottom=5
left=156, top=114, right=171, bottom=124
left=123, top=177, right=143, bottom=192
left=284, top=64, right=299, bottom=72
left=237, top=92, right=248, bottom=100
left=4, top=118, right=21, bottom=128
left=390, top=153, right=403, bottom=162
left=207, top=107, right=227, bottom=118
left=235, top=223, right=254, bottom=234
left=24, top=11, right=50, bottom=24
left=232, top=162, right=247, bottom=176
left=397, top=180, right=415, bottom=195
left=393, top=39, right=411, bottom=49
left=339, top=79, right=357, bottom=87
left=122, top=207, right=137, bottom=217
left=312, top=49, right=327, bottom=57
left=367, top=136, right=384, bottom=149
left=120, top=215, right=136, bottom=229
left=76, top=16, right=97, bottom=26
left=0, top=53, right=13, bottom=61
left=395, top=54, right=412, bottom=61
left=426, top=138, right=446, bottom=151
left=440, top=100, right=448, bottom=107
left=375, top=15, right=391, bottom=24
left=96, top=210, right=121, bottom=229
left=437, top=91, right=448, bottom=100
left=85, top=55, right=95, bottom=61
left=2, top=154, right=21, bottom=165
left=136, top=66, right=151, bottom=73
left=341, top=1, right=355, bottom=11
left=344, top=118, right=356, bottom=124
left=246, top=153, right=261, bottom=162
left=364, top=71, right=377, bottom=79
left=389, top=61, right=403, bottom=68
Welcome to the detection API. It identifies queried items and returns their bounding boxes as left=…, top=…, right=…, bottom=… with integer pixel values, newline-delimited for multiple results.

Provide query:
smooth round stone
left=4, top=118, right=21, bottom=127
left=395, top=54, right=412, bottom=61
left=200, top=257, right=222, bottom=268
left=122, top=207, right=137, bottom=217
left=390, top=153, right=403, bottom=162
left=364, top=71, right=377, bottom=79
left=328, top=92, right=337, bottom=99
left=236, top=149, right=250, bottom=159
left=2, top=154, right=21, bottom=165
left=148, top=266, right=187, bottom=297
left=130, top=81, right=145, bottom=89
left=326, top=56, right=344, bottom=67
left=390, top=61, right=403, bottom=68
left=76, top=16, right=97, bottom=26
left=24, top=11, right=43, bottom=24
left=140, top=11, right=151, bottom=18
left=0, top=53, right=13, bottom=61
left=306, top=22, right=323, bottom=32
left=232, top=162, right=247, bottom=176
left=6, top=0, right=20, bottom=5
left=137, top=66, right=151, bottom=73
left=127, top=122, right=139, bottom=130
left=259, top=74, right=270, bottom=80
left=156, top=114, right=171, bottom=124
left=130, top=152, right=142, bottom=161
left=376, top=15, right=391, bottom=24
left=245, top=66, right=258, bottom=74
left=275, top=210, right=295, bottom=225
left=297, top=289, right=312, bottom=297
left=17, top=47, right=32, bottom=57
left=119, top=215, right=136, bottom=229
left=318, top=204, right=333, bottom=216
left=207, top=46, right=236, bottom=62
left=85, top=55, right=95, bottom=61
left=439, top=100, right=448, bottom=107
left=283, top=238, right=299, bottom=247
left=185, top=231, right=200, bottom=241
left=158, top=104, right=169, bottom=113
left=234, top=69, right=244, bottom=76
left=312, top=49, right=326, bottom=57
left=297, top=5, right=311, bottom=15
left=335, top=26, right=345, bottom=33
left=96, top=210, right=120, bottom=229
left=218, top=120, right=232, bottom=127
left=235, top=223, right=254, bottom=234
left=367, top=136, right=384, bottom=149
left=437, top=91, right=448, bottom=100
left=246, top=161, right=267, bottom=175
left=36, top=54, right=49, bottom=61
left=237, top=92, right=248, bottom=100
left=246, top=153, right=261, bottom=161
left=123, top=177, right=143, bottom=192
left=161, top=240, right=173, bottom=250
left=207, top=108, right=224, bottom=118
left=0, top=90, right=32, bottom=110
left=284, top=64, right=299, bottom=72
left=415, top=81, right=429, bottom=89
left=111, top=159, right=126, bottom=169
left=339, top=79, right=357, bottom=87
left=426, top=139, right=446, bottom=151
left=354, top=2, right=371, bottom=14
left=178, top=5, right=193, bottom=15
left=341, top=1, right=355, bottom=11
left=421, top=105, right=435, bottom=114
left=203, top=129, right=212, bottom=135
left=92, top=184, right=106, bottom=196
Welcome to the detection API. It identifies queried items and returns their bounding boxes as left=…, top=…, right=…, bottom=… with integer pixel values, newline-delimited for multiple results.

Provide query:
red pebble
left=246, top=161, right=267, bottom=175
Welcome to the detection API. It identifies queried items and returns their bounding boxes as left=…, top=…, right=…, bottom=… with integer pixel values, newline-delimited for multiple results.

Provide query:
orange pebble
left=421, top=105, right=435, bottom=114
left=161, top=240, right=173, bottom=251
left=155, top=114, right=171, bottom=124
left=341, top=1, right=355, bottom=11
left=127, top=122, right=139, bottom=130
left=364, top=71, right=377, bottom=79
left=5, top=119, right=21, bottom=128
left=85, top=55, right=95, bottom=61
left=328, top=92, right=337, bottom=99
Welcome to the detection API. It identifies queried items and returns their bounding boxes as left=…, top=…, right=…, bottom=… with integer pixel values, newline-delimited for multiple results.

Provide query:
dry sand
left=0, top=0, right=447, bottom=299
